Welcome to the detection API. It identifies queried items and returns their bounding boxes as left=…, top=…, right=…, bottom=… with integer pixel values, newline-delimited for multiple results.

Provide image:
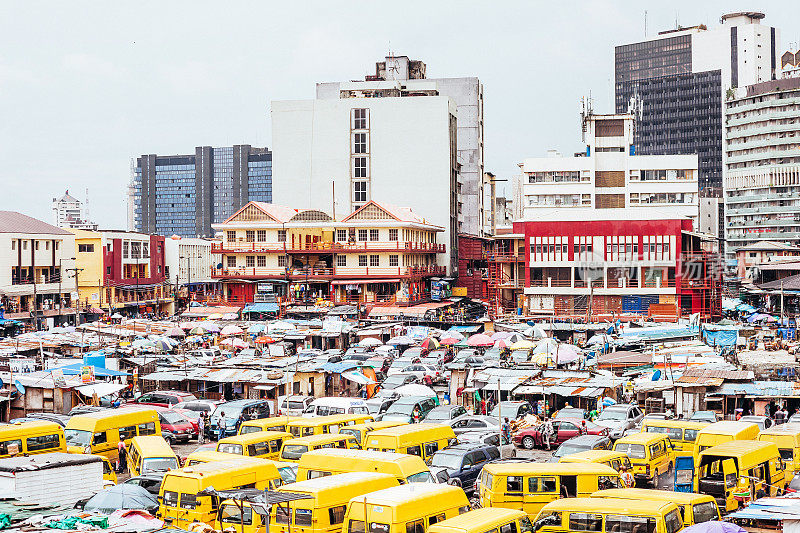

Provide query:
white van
left=278, top=395, right=315, bottom=416
left=302, top=397, right=370, bottom=417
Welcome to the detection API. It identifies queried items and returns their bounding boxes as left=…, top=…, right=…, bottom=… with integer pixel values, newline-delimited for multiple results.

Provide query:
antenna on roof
left=85, top=187, right=90, bottom=223
left=644, top=10, right=647, bottom=37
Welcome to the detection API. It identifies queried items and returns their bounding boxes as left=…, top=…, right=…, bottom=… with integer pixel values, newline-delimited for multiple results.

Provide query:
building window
left=226, top=256, right=236, bottom=268
left=257, top=230, right=266, bottom=242
left=370, top=255, right=379, bottom=267
left=246, top=256, right=255, bottom=267
left=278, top=255, right=287, bottom=267
left=227, top=230, right=236, bottom=242
left=45, top=241, right=49, bottom=250
left=337, top=229, right=347, bottom=242
left=34, top=241, right=39, bottom=250
left=337, top=255, right=347, bottom=267
left=157, top=265, right=162, bottom=274
left=55, top=241, right=59, bottom=250
left=353, top=158, right=369, bottom=179
left=257, top=256, right=267, bottom=267
left=358, top=255, right=367, bottom=267
left=106, top=266, right=112, bottom=275
left=389, top=229, right=398, bottom=241
left=246, top=230, right=255, bottom=242
left=22, top=241, right=27, bottom=250
left=358, top=229, right=367, bottom=241
left=352, top=108, right=369, bottom=130
left=277, top=230, right=286, bottom=242
left=78, top=244, right=94, bottom=253
left=369, top=229, right=379, bottom=241
left=143, top=242, right=149, bottom=258
left=10, top=241, right=14, bottom=251
left=353, top=132, right=368, bottom=154
left=389, top=255, right=398, bottom=266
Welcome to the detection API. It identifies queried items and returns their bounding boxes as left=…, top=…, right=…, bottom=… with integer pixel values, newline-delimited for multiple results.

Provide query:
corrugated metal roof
left=0, top=211, right=73, bottom=235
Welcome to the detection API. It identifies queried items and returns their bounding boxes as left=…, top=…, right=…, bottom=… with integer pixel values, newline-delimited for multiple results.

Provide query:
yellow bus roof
left=131, top=435, right=175, bottom=456
left=366, top=424, right=455, bottom=447
left=590, top=488, right=717, bottom=505
left=278, top=472, right=396, bottom=499
left=428, top=508, right=526, bottom=533
left=172, top=459, right=279, bottom=479
left=345, top=421, right=406, bottom=432
left=759, top=426, right=800, bottom=438
left=641, top=420, right=710, bottom=431
left=219, top=431, right=291, bottom=445
left=185, top=450, right=265, bottom=464
left=66, top=407, right=158, bottom=430
left=542, top=497, right=679, bottom=514
left=297, top=448, right=428, bottom=472
left=699, top=439, right=778, bottom=464
left=0, top=420, right=62, bottom=436
left=484, top=462, right=618, bottom=476
left=558, top=450, right=629, bottom=463
left=317, top=414, right=374, bottom=424
left=614, top=432, right=670, bottom=445
left=347, top=483, right=467, bottom=517
left=284, top=433, right=355, bottom=445
left=288, top=415, right=359, bottom=428
left=697, top=421, right=759, bottom=436
left=242, top=417, right=300, bottom=428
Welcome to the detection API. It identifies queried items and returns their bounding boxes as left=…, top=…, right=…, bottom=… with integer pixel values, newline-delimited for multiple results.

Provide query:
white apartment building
left=164, top=237, right=214, bottom=287
left=724, top=77, right=800, bottom=256
left=272, top=89, right=459, bottom=272
left=51, top=190, right=97, bottom=231
left=0, top=212, right=77, bottom=321
left=519, top=114, right=699, bottom=225
left=316, top=55, right=484, bottom=237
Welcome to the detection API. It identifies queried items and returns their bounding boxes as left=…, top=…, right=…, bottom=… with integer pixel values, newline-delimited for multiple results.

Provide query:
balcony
left=212, top=241, right=446, bottom=254
left=211, top=265, right=447, bottom=280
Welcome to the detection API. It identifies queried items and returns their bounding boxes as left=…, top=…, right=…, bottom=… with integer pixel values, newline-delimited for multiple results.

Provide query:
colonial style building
left=211, top=200, right=445, bottom=306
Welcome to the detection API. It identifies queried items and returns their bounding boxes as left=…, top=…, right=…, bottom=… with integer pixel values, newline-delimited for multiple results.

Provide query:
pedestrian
left=542, top=417, right=554, bottom=451
left=236, top=412, right=246, bottom=434
left=198, top=412, right=206, bottom=444
left=620, top=465, right=635, bottom=488
left=218, top=411, right=227, bottom=440
left=502, top=417, right=511, bottom=441
left=117, top=441, right=128, bottom=474
left=480, top=398, right=487, bottom=415
left=580, top=420, right=588, bottom=435
left=413, top=406, right=421, bottom=424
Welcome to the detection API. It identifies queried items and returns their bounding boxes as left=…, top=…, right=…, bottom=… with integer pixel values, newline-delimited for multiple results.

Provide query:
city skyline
left=1, top=1, right=798, bottom=228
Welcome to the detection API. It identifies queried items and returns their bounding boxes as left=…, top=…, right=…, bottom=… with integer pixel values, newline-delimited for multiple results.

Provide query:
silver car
left=449, top=415, right=500, bottom=435
left=593, top=404, right=644, bottom=439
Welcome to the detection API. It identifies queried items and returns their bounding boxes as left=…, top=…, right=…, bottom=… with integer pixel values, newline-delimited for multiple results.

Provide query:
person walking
left=502, top=417, right=511, bottom=441
left=218, top=411, right=227, bottom=440
left=620, top=465, right=635, bottom=488
left=197, top=413, right=206, bottom=444
left=542, top=417, right=554, bottom=451
left=117, top=441, right=128, bottom=474
left=413, top=406, right=421, bottom=424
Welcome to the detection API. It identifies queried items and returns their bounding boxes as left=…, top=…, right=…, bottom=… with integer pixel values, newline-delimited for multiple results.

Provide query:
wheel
left=652, top=471, right=660, bottom=489
left=448, top=478, right=462, bottom=487
left=522, top=436, right=535, bottom=450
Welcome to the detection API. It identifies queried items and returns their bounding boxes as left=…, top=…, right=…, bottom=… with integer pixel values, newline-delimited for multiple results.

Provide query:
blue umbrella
left=247, top=323, right=266, bottom=334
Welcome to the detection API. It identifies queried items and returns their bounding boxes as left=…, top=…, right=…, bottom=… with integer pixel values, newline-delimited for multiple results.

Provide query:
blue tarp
left=619, top=325, right=697, bottom=342
left=51, top=363, right=129, bottom=377
left=243, top=303, right=279, bottom=313
left=447, top=325, right=481, bottom=333
left=701, top=327, right=738, bottom=347
left=319, top=362, right=360, bottom=374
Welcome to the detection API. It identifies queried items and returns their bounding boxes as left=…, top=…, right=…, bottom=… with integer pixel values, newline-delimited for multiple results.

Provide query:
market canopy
left=77, top=383, right=127, bottom=398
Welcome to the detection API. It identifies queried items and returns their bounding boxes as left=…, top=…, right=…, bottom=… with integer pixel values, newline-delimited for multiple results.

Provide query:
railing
left=212, top=241, right=446, bottom=254
left=211, top=265, right=447, bottom=279
left=488, top=254, right=524, bottom=262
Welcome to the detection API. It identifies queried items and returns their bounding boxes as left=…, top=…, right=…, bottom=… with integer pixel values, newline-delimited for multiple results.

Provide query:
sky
left=1, top=1, right=798, bottom=228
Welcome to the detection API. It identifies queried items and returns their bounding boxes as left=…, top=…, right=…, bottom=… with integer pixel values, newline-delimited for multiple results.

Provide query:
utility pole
left=65, top=266, right=84, bottom=327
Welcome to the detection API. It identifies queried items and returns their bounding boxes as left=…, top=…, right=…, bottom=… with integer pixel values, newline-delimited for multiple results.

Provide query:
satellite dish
left=14, top=380, right=25, bottom=395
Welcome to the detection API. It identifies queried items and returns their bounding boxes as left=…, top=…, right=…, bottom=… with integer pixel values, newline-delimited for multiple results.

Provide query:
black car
left=548, top=434, right=612, bottom=462
left=124, top=472, right=167, bottom=496
left=429, top=443, right=500, bottom=494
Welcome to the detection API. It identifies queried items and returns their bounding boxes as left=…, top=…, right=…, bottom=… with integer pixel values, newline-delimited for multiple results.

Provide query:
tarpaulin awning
left=341, top=370, right=376, bottom=385
left=330, top=279, right=400, bottom=285
left=243, top=303, right=279, bottom=313
left=448, top=325, right=482, bottom=333
left=77, top=383, right=127, bottom=397
left=52, top=363, right=129, bottom=377
left=320, top=362, right=360, bottom=374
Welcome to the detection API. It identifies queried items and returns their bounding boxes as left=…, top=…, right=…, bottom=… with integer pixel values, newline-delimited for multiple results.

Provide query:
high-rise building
left=615, top=12, right=779, bottom=193
left=128, top=145, right=272, bottom=238
left=313, top=55, right=484, bottom=236
left=272, top=79, right=460, bottom=272
left=724, top=77, right=800, bottom=255
left=52, top=190, right=97, bottom=231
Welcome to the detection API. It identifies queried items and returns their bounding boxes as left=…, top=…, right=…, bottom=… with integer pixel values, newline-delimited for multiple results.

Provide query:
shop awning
left=341, top=370, right=376, bottom=385
left=243, top=303, right=279, bottom=313
left=77, top=383, right=127, bottom=398
left=330, top=279, right=400, bottom=285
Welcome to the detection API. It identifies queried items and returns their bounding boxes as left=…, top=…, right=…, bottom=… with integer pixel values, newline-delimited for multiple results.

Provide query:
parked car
left=161, top=429, right=178, bottom=446
left=173, top=399, right=223, bottom=417
left=459, top=430, right=516, bottom=459
left=278, top=395, right=315, bottom=416
left=490, top=401, right=533, bottom=420
left=379, top=373, right=418, bottom=391
left=387, top=358, right=416, bottom=376
left=445, top=356, right=491, bottom=370
left=421, top=349, right=450, bottom=367
left=429, top=444, right=501, bottom=493
left=68, top=405, right=107, bottom=416
left=554, top=407, right=587, bottom=420
left=155, top=408, right=196, bottom=443
left=400, top=364, right=441, bottom=382
left=379, top=396, right=437, bottom=423
left=129, top=390, right=197, bottom=408
left=209, top=399, right=272, bottom=438
left=449, top=415, right=500, bottom=434
left=512, top=418, right=608, bottom=449
left=549, top=434, right=612, bottom=462
left=123, top=472, right=166, bottom=496
left=739, top=415, right=773, bottom=430
left=11, top=413, right=71, bottom=427
left=303, top=397, right=370, bottom=417
left=424, top=405, right=468, bottom=423
left=366, top=396, right=397, bottom=415
left=482, top=347, right=504, bottom=361
left=401, top=347, right=425, bottom=360
left=593, top=404, right=644, bottom=439
left=688, top=410, right=719, bottom=423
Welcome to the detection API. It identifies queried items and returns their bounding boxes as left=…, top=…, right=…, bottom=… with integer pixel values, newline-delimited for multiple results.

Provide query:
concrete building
left=735, top=240, right=800, bottom=282
left=519, top=113, right=699, bottom=225
left=163, top=236, right=215, bottom=303
left=0, top=212, right=77, bottom=327
left=615, top=11, right=780, bottom=193
left=314, top=55, right=484, bottom=238
left=211, top=200, right=445, bottom=306
left=72, top=229, right=171, bottom=316
left=52, top=190, right=97, bottom=231
left=724, top=77, right=800, bottom=256
left=272, top=88, right=459, bottom=272
left=128, top=145, right=272, bottom=238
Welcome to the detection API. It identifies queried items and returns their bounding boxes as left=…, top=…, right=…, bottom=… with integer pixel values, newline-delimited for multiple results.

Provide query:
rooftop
left=737, top=240, right=800, bottom=252
left=0, top=212, right=73, bottom=235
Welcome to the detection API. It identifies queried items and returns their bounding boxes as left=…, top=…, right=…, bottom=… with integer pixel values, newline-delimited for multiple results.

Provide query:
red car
left=154, top=408, right=197, bottom=443
left=129, top=390, right=197, bottom=408
left=513, top=418, right=609, bottom=450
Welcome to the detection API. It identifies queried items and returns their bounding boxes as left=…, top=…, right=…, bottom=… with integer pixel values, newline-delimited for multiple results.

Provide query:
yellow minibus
left=338, top=421, right=406, bottom=448
left=612, top=433, right=674, bottom=488
left=279, top=433, right=360, bottom=462
left=343, top=483, right=470, bottom=533
left=428, top=508, right=533, bottom=533
left=267, top=472, right=400, bottom=533
left=366, top=424, right=456, bottom=463
left=296, top=448, right=435, bottom=483
left=158, top=459, right=282, bottom=528
left=533, top=497, right=683, bottom=533
left=558, top=450, right=632, bottom=472
left=65, top=407, right=160, bottom=462
left=590, top=488, right=720, bottom=526
left=239, top=417, right=302, bottom=435
left=0, top=421, right=64, bottom=458
left=641, top=419, right=709, bottom=457
left=287, top=414, right=374, bottom=438
left=696, top=440, right=786, bottom=512
left=128, top=435, right=179, bottom=477
left=693, top=421, right=759, bottom=459
left=758, top=426, right=800, bottom=474
left=478, top=463, right=621, bottom=517
left=217, top=430, right=291, bottom=460
left=183, top=450, right=297, bottom=484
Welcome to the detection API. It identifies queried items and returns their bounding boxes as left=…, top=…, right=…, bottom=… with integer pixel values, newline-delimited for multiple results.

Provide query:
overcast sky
left=1, top=1, right=797, bottom=228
